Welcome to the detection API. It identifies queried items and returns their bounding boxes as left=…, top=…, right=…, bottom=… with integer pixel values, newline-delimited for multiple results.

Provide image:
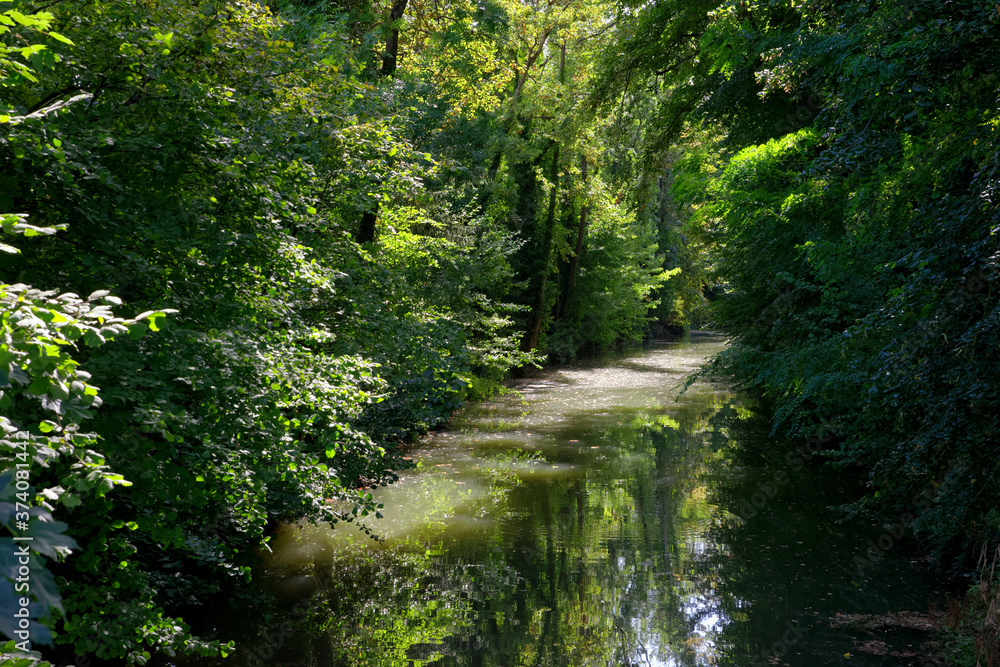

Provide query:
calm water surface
left=236, top=333, right=944, bottom=667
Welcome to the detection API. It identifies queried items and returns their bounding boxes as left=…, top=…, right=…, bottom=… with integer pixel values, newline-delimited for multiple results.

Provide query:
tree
left=602, top=0, right=1000, bottom=570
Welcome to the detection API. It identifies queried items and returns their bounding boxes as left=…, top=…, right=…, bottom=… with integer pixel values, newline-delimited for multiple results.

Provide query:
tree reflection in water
left=242, top=337, right=940, bottom=667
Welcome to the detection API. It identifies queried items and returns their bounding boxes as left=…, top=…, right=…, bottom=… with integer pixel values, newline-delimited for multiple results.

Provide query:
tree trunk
left=356, top=209, right=378, bottom=244
left=356, top=0, right=408, bottom=243
left=559, top=155, right=589, bottom=319
left=521, top=143, right=559, bottom=352
left=477, top=35, right=553, bottom=215
left=381, top=0, right=409, bottom=76
left=476, top=151, right=504, bottom=216
left=521, top=43, right=567, bottom=352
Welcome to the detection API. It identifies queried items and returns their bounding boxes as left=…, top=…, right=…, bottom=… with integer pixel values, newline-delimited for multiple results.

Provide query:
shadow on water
left=186, top=333, right=949, bottom=667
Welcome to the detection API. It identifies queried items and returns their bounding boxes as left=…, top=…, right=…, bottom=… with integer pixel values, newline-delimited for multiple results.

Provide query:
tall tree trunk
left=356, top=209, right=378, bottom=244
left=381, top=0, right=409, bottom=76
left=477, top=35, right=553, bottom=216
left=559, top=155, right=589, bottom=319
left=356, top=0, right=408, bottom=243
left=521, top=44, right=567, bottom=352
left=521, top=143, right=560, bottom=352
left=476, top=151, right=504, bottom=216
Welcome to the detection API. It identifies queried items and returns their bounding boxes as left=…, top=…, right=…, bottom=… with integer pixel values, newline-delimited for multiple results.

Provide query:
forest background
left=1, top=0, right=997, bottom=664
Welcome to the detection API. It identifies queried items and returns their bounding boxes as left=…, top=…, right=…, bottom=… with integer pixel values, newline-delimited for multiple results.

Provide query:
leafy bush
left=0, top=211, right=173, bottom=660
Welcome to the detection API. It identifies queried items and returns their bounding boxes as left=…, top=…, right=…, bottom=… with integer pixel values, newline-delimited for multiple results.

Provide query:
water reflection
left=241, top=333, right=941, bottom=667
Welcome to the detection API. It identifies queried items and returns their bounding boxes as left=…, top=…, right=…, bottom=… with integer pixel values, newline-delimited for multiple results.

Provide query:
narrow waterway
left=231, top=333, right=945, bottom=667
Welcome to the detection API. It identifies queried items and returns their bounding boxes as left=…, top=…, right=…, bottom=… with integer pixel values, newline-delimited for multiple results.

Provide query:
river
left=213, top=333, right=946, bottom=667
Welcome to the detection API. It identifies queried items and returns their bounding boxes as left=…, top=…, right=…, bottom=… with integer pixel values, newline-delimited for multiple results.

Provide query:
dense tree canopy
left=1, top=0, right=678, bottom=662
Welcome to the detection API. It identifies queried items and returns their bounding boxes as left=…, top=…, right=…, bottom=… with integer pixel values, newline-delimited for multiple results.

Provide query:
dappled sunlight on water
left=197, top=333, right=946, bottom=667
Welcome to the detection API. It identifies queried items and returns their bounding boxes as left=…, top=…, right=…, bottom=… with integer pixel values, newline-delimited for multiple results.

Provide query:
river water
left=229, top=333, right=945, bottom=667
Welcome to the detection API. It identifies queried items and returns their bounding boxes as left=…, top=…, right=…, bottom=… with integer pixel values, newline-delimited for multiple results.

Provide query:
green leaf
left=8, top=10, right=39, bottom=27
left=127, top=323, right=149, bottom=339
left=48, top=31, right=74, bottom=45
left=28, top=520, right=78, bottom=559
left=19, top=44, right=47, bottom=58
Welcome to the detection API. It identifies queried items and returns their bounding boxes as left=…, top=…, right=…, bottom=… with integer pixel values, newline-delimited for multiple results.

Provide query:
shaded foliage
left=601, top=0, right=1000, bottom=573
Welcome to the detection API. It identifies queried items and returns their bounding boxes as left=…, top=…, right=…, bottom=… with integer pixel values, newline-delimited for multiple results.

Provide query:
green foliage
left=366, top=208, right=536, bottom=429
left=0, top=213, right=170, bottom=656
left=0, top=0, right=688, bottom=660
left=0, top=639, right=54, bottom=667
left=2, top=0, right=438, bottom=660
left=939, top=547, right=1000, bottom=667
left=629, top=0, right=1000, bottom=573
left=547, top=183, right=675, bottom=361
left=0, top=4, right=72, bottom=95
